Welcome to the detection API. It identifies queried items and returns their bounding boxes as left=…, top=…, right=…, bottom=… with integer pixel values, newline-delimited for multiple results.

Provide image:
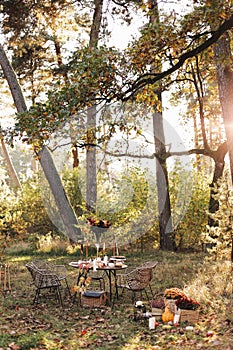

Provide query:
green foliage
left=0, top=175, right=55, bottom=256
left=71, top=164, right=158, bottom=249
left=12, top=177, right=57, bottom=237
left=0, top=167, right=19, bottom=255
left=12, top=45, right=123, bottom=150
left=62, top=167, right=83, bottom=217
left=169, top=164, right=210, bottom=251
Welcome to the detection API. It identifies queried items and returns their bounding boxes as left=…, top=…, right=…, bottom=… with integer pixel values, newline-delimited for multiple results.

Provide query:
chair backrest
left=26, top=262, right=61, bottom=288
left=26, top=263, right=38, bottom=282
left=32, top=260, right=55, bottom=273
left=126, top=267, right=152, bottom=291
left=138, top=261, right=158, bottom=282
left=141, top=261, right=158, bottom=269
left=32, top=260, right=67, bottom=280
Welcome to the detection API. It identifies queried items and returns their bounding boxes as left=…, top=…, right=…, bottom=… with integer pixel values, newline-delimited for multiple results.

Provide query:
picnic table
left=69, top=257, right=127, bottom=305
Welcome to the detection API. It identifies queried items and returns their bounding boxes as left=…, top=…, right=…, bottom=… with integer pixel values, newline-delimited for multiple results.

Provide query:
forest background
left=0, top=0, right=232, bottom=258
left=0, top=1, right=233, bottom=349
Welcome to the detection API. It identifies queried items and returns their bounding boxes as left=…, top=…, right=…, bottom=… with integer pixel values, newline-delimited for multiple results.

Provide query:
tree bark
left=153, top=104, right=174, bottom=251
left=37, top=147, right=82, bottom=242
left=213, top=32, right=233, bottom=183
left=0, top=133, right=21, bottom=188
left=0, top=43, right=83, bottom=243
left=149, top=0, right=175, bottom=250
left=86, top=105, right=97, bottom=212
left=208, top=142, right=228, bottom=226
left=86, top=0, right=103, bottom=212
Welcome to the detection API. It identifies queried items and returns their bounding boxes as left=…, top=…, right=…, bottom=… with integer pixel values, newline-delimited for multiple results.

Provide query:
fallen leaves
left=0, top=254, right=232, bottom=350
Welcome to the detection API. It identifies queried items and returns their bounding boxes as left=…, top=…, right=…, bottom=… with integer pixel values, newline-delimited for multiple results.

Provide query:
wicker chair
left=116, top=261, right=158, bottom=299
left=116, top=267, right=152, bottom=303
left=31, top=260, right=71, bottom=297
left=26, top=262, right=63, bottom=306
left=139, top=261, right=158, bottom=298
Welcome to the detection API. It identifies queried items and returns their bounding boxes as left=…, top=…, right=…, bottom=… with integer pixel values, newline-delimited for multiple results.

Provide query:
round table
left=69, top=261, right=127, bottom=305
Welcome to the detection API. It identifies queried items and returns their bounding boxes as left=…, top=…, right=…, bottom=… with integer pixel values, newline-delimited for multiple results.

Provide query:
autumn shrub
left=11, top=177, right=58, bottom=239
left=204, top=175, right=233, bottom=261
left=0, top=168, right=18, bottom=255
left=62, top=167, right=83, bottom=218
left=184, top=259, right=232, bottom=317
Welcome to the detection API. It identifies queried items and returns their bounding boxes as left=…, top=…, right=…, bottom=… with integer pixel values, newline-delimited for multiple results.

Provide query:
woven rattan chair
left=116, top=261, right=158, bottom=299
left=26, top=262, right=63, bottom=306
left=139, top=261, right=158, bottom=298
left=31, top=260, right=71, bottom=297
left=116, top=267, right=152, bottom=303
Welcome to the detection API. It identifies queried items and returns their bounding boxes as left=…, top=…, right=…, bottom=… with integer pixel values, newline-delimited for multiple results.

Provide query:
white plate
left=69, top=262, right=80, bottom=267
left=110, top=256, right=126, bottom=261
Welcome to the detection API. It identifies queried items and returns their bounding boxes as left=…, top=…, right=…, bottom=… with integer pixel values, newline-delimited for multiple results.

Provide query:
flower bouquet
left=175, top=297, right=200, bottom=310
left=175, top=296, right=200, bottom=324
left=87, top=217, right=111, bottom=256
left=71, top=263, right=92, bottom=295
left=162, top=288, right=200, bottom=324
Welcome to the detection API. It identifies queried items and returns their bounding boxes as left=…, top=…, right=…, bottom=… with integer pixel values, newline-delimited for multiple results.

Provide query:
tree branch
left=123, top=14, right=233, bottom=99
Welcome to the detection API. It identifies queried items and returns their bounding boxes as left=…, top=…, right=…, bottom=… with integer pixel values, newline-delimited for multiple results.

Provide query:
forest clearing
left=0, top=242, right=232, bottom=350
left=0, top=1, right=233, bottom=349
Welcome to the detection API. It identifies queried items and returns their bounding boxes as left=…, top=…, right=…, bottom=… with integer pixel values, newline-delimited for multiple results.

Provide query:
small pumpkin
left=162, top=306, right=174, bottom=323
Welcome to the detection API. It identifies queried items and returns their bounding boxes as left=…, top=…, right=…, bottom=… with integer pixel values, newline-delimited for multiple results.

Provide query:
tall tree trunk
left=86, top=0, right=103, bottom=213
left=0, top=133, right=21, bottom=188
left=193, top=111, right=201, bottom=172
left=209, top=8, right=233, bottom=258
left=149, top=0, right=174, bottom=250
left=37, top=147, right=82, bottom=242
left=208, top=142, right=228, bottom=226
left=0, top=43, right=83, bottom=243
left=153, top=101, right=174, bottom=251
left=86, top=105, right=97, bottom=212
left=190, top=57, right=228, bottom=225
left=212, top=32, right=233, bottom=182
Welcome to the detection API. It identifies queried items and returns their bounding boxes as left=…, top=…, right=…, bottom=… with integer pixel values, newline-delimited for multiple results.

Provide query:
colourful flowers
left=163, top=287, right=200, bottom=311
left=87, top=217, right=111, bottom=228
left=71, top=264, right=92, bottom=295
left=175, top=297, right=200, bottom=310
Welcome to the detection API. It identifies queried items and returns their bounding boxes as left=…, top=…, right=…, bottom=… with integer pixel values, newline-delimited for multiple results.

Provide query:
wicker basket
left=81, top=290, right=107, bottom=307
left=179, top=309, right=199, bottom=324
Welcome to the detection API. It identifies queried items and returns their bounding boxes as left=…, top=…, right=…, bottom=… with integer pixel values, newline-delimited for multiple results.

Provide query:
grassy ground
left=0, top=243, right=232, bottom=350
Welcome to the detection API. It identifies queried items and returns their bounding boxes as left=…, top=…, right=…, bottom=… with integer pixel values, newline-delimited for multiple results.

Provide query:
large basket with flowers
left=175, top=297, right=200, bottom=324
left=162, top=288, right=200, bottom=324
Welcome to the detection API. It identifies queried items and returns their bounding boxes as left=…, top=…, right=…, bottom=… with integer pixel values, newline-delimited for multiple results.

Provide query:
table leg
left=113, top=270, right=119, bottom=300
left=104, top=270, right=112, bottom=304
left=103, top=270, right=119, bottom=306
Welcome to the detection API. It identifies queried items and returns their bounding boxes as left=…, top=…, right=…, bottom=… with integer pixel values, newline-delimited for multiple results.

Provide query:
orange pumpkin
left=162, top=306, right=174, bottom=323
